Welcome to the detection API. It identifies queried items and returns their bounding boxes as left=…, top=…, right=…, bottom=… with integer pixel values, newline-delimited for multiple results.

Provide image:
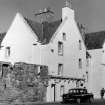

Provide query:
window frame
left=58, top=63, right=63, bottom=76
left=79, top=58, right=82, bottom=69
left=60, top=85, right=64, bottom=96
left=79, top=40, right=82, bottom=50
left=5, top=46, right=10, bottom=57
left=63, top=32, right=66, bottom=41
left=58, top=41, right=63, bottom=56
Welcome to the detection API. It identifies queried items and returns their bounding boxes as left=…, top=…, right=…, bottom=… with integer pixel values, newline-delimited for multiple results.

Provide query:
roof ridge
left=86, top=30, right=105, bottom=35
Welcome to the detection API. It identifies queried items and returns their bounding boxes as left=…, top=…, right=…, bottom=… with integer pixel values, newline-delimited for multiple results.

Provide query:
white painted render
left=46, top=79, right=77, bottom=102
left=41, top=7, right=87, bottom=78
left=88, top=49, right=104, bottom=98
left=101, top=44, right=105, bottom=99
left=0, top=6, right=87, bottom=102
left=0, top=13, right=41, bottom=65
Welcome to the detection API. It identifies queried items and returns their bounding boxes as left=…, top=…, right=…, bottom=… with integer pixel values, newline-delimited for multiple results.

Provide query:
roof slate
left=85, top=31, right=105, bottom=50
left=0, top=32, right=6, bottom=46
left=24, top=17, right=62, bottom=44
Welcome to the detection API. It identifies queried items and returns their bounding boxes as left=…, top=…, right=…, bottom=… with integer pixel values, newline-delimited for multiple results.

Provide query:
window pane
left=5, top=46, right=10, bottom=57
left=58, top=42, right=63, bottom=56
left=63, top=33, right=66, bottom=40
left=79, top=58, right=82, bottom=69
left=60, top=85, right=64, bottom=96
left=79, top=40, right=82, bottom=50
left=58, top=64, right=63, bottom=75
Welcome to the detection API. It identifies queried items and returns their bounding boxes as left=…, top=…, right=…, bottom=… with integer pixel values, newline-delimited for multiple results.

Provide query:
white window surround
left=58, top=41, right=63, bottom=56
left=58, top=63, right=63, bottom=76
left=5, top=46, right=10, bottom=57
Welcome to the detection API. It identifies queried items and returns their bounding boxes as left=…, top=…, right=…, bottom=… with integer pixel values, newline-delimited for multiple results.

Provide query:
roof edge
left=49, top=16, right=68, bottom=43
left=16, top=12, right=39, bottom=41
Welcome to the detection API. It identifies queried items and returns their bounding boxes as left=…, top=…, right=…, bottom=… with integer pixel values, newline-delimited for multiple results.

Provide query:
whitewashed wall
left=88, top=49, right=104, bottom=98
left=41, top=7, right=87, bottom=78
left=0, top=13, right=42, bottom=65
left=0, top=6, right=87, bottom=102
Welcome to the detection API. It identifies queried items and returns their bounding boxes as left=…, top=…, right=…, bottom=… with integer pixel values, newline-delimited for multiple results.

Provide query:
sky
left=0, top=0, right=105, bottom=33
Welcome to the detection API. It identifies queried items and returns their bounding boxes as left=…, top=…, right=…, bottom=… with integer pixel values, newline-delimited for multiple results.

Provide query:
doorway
left=51, top=84, right=56, bottom=102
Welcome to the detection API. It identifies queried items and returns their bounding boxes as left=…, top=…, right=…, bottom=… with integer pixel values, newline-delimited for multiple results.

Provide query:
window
left=86, top=59, right=89, bottom=67
left=2, top=64, right=9, bottom=78
left=5, top=46, right=10, bottom=57
left=76, top=81, right=79, bottom=88
left=79, top=40, right=82, bottom=50
left=51, top=49, right=54, bottom=53
left=79, top=58, right=82, bottom=69
left=60, top=85, right=64, bottom=96
left=58, top=41, right=63, bottom=56
left=63, top=32, right=66, bottom=40
left=58, top=64, right=63, bottom=75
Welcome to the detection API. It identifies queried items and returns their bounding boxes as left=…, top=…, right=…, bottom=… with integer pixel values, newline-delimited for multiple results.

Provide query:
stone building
left=0, top=1, right=87, bottom=102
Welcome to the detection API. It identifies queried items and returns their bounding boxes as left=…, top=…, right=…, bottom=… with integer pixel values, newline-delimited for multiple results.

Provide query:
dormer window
left=5, top=46, right=10, bottom=57
left=58, top=41, right=63, bottom=56
left=63, top=32, right=66, bottom=40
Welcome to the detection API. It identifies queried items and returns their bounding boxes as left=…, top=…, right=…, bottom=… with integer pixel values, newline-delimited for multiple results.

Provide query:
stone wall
left=0, top=62, right=48, bottom=103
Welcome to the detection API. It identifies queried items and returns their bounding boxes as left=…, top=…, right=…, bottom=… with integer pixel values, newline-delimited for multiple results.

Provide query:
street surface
left=0, top=99, right=105, bottom=105
left=30, top=99, right=105, bottom=105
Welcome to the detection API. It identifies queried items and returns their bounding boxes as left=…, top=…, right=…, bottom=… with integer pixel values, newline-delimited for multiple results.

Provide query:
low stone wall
left=0, top=62, right=48, bottom=103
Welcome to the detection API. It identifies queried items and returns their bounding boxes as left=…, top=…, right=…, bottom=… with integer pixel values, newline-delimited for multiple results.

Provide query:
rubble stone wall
left=0, top=61, right=48, bottom=103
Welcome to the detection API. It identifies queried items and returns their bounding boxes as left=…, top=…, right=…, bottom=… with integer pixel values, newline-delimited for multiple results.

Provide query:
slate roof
left=85, top=31, right=105, bottom=50
left=24, top=18, right=62, bottom=44
left=1, top=19, right=104, bottom=51
left=0, top=32, right=6, bottom=46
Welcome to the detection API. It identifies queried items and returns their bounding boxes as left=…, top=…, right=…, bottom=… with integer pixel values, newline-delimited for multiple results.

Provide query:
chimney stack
left=65, top=0, right=72, bottom=9
left=62, top=0, right=74, bottom=20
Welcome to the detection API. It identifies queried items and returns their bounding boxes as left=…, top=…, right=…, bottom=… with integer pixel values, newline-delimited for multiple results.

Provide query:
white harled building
left=85, top=31, right=105, bottom=99
left=0, top=1, right=87, bottom=102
